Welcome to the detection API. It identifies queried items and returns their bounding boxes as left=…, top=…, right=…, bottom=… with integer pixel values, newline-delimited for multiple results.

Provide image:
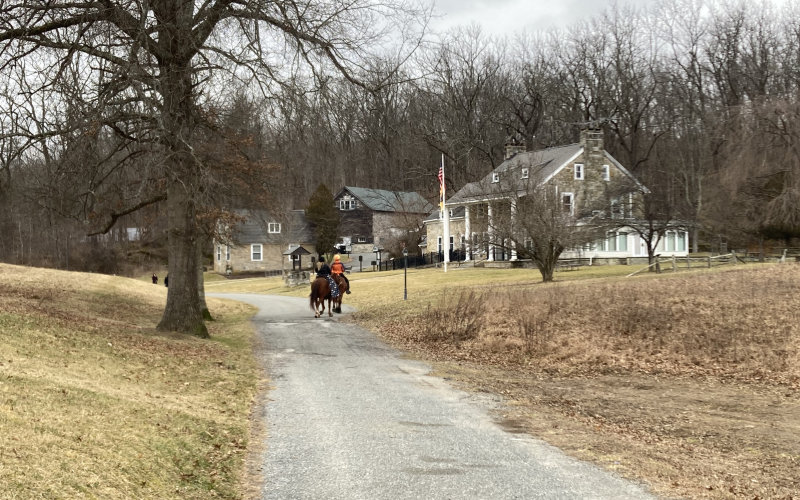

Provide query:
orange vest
left=331, top=261, right=344, bottom=274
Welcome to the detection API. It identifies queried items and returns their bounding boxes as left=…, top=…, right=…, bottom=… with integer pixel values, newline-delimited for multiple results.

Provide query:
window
left=574, top=163, right=584, bottom=180
left=666, top=232, right=676, bottom=252
left=617, top=232, right=628, bottom=252
left=216, top=245, right=221, bottom=261
left=225, top=245, right=230, bottom=261
left=339, top=197, right=357, bottom=210
left=251, top=244, right=262, bottom=261
left=524, top=238, right=533, bottom=250
left=449, top=236, right=454, bottom=251
left=606, top=232, right=617, bottom=252
left=492, top=172, right=500, bottom=183
left=602, top=165, right=610, bottom=181
left=268, top=222, right=281, bottom=233
left=562, top=192, right=574, bottom=215
left=357, top=236, right=366, bottom=243
left=677, top=232, right=687, bottom=252
left=521, top=168, right=529, bottom=179
left=437, top=236, right=442, bottom=253
left=611, top=199, right=624, bottom=219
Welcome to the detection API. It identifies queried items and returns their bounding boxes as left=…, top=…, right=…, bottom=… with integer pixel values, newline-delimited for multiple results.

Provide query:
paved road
left=210, top=294, right=656, bottom=500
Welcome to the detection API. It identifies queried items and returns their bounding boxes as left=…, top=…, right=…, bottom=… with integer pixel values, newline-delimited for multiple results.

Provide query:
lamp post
left=402, top=246, right=408, bottom=300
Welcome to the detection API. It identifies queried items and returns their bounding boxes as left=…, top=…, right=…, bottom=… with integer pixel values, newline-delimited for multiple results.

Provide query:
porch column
left=510, top=199, right=518, bottom=261
left=487, top=202, right=495, bottom=261
left=463, top=205, right=471, bottom=261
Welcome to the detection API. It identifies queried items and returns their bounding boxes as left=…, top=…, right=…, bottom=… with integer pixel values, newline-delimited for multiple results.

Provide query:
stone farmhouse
left=213, top=209, right=316, bottom=275
left=334, top=186, right=434, bottom=255
left=424, top=130, right=690, bottom=264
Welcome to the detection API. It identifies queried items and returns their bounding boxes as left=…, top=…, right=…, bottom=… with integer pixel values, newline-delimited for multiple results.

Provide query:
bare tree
left=0, top=0, right=429, bottom=336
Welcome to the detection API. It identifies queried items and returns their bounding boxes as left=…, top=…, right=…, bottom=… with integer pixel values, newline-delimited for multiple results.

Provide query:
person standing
left=152, top=273, right=158, bottom=284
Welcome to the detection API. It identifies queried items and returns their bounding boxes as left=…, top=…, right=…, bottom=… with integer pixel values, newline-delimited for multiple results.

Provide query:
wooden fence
left=626, top=253, right=740, bottom=277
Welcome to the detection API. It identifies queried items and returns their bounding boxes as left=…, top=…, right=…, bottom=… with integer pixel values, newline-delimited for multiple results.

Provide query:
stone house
left=213, top=209, right=316, bottom=275
left=424, top=130, right=690, bottom=263
left=334, top=187, right=434, bottom=255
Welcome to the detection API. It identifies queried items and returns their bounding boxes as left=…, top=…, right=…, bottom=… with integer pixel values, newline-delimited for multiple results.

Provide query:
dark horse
left=310, top=276, right=333, bottom=318
left=331, top=274, right=348, bottom=314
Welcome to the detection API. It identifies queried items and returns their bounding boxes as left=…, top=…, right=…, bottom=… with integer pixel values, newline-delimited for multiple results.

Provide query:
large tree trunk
left=155, top=48, right=208, bottom=337
left=157, top=180, right=208, bottom=337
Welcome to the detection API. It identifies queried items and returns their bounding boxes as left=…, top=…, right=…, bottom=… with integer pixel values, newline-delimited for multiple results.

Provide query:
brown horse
left=331, top=274, right=348, bottom=314
left=310, top=276, right=333, bottom=318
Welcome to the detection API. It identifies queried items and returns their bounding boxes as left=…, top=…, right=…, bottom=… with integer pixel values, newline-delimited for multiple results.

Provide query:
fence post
left=707, top=256, right=711, bottom=268
left=672, top=255, right=677, bottom=272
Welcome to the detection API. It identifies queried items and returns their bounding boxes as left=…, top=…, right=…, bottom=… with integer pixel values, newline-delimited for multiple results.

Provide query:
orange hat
left=334, top=254, right=341, bottom=261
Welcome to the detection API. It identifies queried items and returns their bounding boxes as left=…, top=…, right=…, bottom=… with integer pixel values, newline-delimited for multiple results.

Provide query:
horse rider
left=316, top=256, right=339, bottom=298
left=316, top=256, right=331, bottom=277
left=331, top=254, right=351, bottom=294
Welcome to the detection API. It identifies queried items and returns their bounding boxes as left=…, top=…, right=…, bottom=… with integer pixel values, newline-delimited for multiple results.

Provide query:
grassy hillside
left=0, top=264, right=258, bottom=499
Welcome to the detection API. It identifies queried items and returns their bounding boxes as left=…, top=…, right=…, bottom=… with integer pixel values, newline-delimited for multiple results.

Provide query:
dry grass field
left=341, top=263, right=800, bottom=500
left=0, top=264, right=259, bottom=498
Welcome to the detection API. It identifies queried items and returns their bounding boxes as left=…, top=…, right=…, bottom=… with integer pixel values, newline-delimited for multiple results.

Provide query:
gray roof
left=423, top=205, right=466, bottom=223
left=448, top=143, right=582, bottom=204
left=230, top=209, right=314, bottom=245
left=339, top=186, right=434, bottom=214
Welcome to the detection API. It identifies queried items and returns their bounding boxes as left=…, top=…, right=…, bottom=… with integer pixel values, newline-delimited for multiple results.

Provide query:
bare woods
left=2, top=0, right=800, bottom=272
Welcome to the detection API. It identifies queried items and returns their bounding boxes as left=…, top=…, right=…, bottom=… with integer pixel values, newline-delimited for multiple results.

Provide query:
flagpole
left=442, top=153, right=449, bottom=273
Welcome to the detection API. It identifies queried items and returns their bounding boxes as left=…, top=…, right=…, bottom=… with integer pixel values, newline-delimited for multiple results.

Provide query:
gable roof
left=447, top=142, right=647, bottom=205
left=229, top=209, right=313, bottom=245
left=423, top=205, right=466, bottom=224
left=338, top=186, right=434, bottom=214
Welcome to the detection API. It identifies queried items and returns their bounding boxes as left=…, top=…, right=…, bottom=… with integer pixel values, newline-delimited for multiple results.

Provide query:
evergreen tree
left=306, top=184, right=340, bottom=257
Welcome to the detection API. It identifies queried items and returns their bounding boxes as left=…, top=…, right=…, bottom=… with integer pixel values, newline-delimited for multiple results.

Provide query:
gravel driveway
left=211, top=294, right=656, bottom=500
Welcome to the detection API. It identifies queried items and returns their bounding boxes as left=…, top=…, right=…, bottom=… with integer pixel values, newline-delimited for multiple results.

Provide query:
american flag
left=437, top=165, right=444, bottom=193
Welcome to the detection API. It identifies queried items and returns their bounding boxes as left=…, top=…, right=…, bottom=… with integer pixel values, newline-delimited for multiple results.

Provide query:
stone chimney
left=580, top=128, right=604, bottom=170
left=504, top=137, right=526, bottom=160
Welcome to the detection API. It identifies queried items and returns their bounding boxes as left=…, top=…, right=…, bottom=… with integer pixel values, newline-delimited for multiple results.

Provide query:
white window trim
left=562, top=192, right=575, bottom=215
left=521, top=168, right=529, bottom=179
left=225, top=245, right=230, bottom=261
left=437, top=236, right=442, bottom=253
left=574, top=163, right=584, bottom=180
left=339, top=197, right=357, bottom=211
left=492, top=172, right=500, bottom=183
left=251, top=244, right=263, bottom=261
left=268, top=222, right=281, bottom=234
left=602, top=164, right=610, bottom=181
left=216, top=245, right=221, bottom=261
left=449, top=235, right=454, bottom=251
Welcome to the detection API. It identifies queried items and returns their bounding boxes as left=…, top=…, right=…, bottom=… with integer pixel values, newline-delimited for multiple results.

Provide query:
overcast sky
left=429, top=0, right=660, bottom=36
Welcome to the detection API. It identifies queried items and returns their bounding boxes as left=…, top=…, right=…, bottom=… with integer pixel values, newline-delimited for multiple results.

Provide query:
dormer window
left=339, top=196, right=357, bottom=210
left=574, top=163, right=584, bottom=180
left=602, top=164, right=610, bottom=181
left=521, top=168, right=529, bottom=179
left=492, top=172, right=500, bottom=183
left=268, top=222, right=281, bottom=233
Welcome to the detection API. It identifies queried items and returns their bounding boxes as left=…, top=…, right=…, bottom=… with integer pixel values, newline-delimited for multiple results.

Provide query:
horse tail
left=309, top=279, right=317, bottom=310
